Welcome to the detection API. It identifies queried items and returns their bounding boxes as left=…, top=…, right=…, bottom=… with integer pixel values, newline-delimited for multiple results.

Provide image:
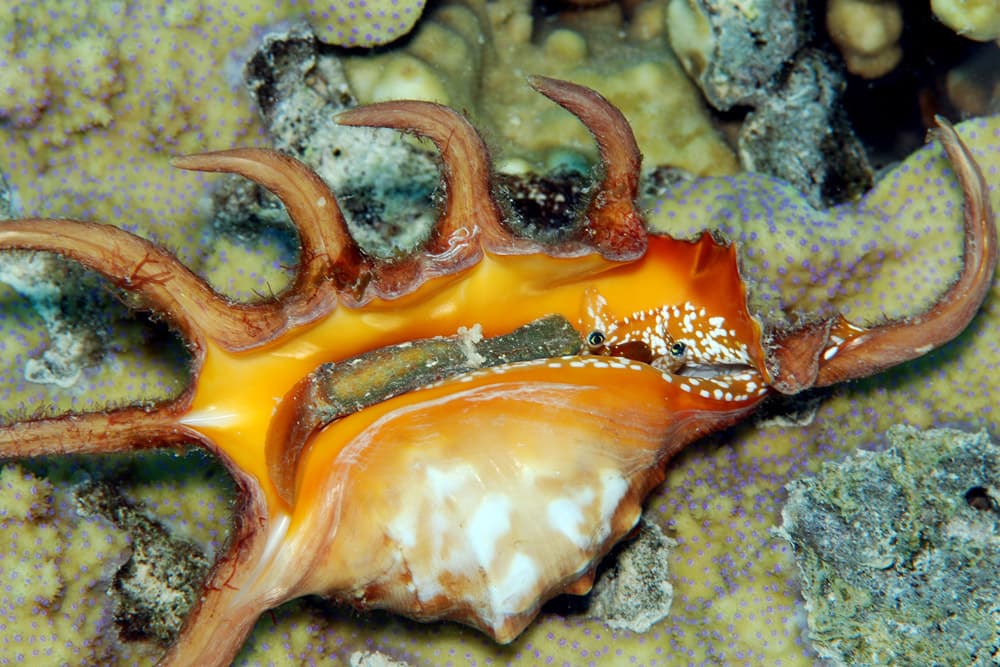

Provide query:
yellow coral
left=343, top=0, right=739, bottom=175
left=826, top=0, right=903, bottom=78
left=0, top=464, right=140, bottom=664
left=0, top=2, right=122, bottom=155
left=932, top=0, right=1000, bottom=42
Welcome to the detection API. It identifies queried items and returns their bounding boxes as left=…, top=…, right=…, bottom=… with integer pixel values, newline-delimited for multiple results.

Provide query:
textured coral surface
left=782, top=425, right=1000, bottom=666
left=0, top=465, right=128, bottom=665
left=1, top=1, right=999, bottom=666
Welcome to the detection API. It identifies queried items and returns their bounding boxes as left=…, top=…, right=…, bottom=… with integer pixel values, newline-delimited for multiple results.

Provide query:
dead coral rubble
left=781, top=425, right=1000, bottom=666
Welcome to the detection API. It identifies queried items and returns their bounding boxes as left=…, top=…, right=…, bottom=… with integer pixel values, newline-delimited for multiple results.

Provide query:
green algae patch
left=780, top=425, right=1000, bottom=666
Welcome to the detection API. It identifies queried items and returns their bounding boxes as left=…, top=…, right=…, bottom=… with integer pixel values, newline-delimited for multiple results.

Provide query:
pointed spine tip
left=528, top=75, right=646, bottom=261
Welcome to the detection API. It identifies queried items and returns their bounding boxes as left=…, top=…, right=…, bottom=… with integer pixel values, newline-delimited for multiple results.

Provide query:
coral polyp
left=0, top=78, right=994, bottom=666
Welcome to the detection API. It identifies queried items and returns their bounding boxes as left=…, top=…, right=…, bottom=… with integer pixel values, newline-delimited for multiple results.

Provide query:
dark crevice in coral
left=335, top=181, right=440, bottom=254
left=964, top=486, right=999, bottom=513
left=752, top=387, right=832, bottom=427
left=73, top=472, right=219, bottom=645
left=837, top=8, right=988, bottom=168
left=495, top=169, right=592, bottom=244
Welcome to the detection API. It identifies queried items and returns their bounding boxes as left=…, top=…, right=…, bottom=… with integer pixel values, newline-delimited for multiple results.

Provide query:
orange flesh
left=182, top=235, right=762, bottom=511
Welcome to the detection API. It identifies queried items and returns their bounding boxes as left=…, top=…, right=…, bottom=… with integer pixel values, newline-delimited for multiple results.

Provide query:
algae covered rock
left=780, top=425, right=1000, bottom=666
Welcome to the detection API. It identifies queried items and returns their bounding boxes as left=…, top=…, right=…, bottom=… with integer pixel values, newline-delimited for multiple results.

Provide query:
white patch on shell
left=426, top=464, right=471, bottom=500
left=598, top=470, right=631, bottom=542
left=469, top=494, right=512, bottom=568
left=381, top=454, right=641, bottom=633
left=492, top=553, right=539, bottom=612
left=547, top=488, right=595, bottom=548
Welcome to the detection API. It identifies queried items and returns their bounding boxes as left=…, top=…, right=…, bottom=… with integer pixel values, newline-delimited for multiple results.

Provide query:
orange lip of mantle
left=178, top=232, right=764, bottom=511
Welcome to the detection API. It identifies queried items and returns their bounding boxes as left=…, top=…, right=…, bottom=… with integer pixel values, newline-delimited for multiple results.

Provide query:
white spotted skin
left=581, top=288, right=753, bottom=369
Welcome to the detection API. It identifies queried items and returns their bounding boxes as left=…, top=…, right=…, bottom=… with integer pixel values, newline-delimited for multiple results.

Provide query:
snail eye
left=587, top=330, right=606, bottom=347
left=670, top=341, right=687, bottom=357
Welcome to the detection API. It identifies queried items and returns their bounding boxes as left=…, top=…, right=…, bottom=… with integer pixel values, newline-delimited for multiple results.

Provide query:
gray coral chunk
left=670, top=0, right=808, bottom=110
left=74, top=481, right=210, bottom=645
left=780, top=425, right=1000, bottom=667
left=232, top=20, right=439, bottom=257
left=585, top=519, right=676, bottom=633
left=739, top=50, right=873, bottom=208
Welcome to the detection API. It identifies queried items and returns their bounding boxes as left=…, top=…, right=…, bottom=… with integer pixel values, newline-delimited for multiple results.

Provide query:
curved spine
left=528, top=76, right=647, bottom=260
left=811, top=118, right=997, bottom=387
left=0, top=220, right=293, bottom=351
left=0, top=402, right=192, bottom=457
left=172, top=148, right=354, bottom=320
left=336, top=101, right=519, bottom=255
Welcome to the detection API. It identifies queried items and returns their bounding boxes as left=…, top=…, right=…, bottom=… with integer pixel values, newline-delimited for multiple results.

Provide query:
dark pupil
left=670, top=342, right=686, bottom=356
left=587, top=331, right=606, bottom=346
